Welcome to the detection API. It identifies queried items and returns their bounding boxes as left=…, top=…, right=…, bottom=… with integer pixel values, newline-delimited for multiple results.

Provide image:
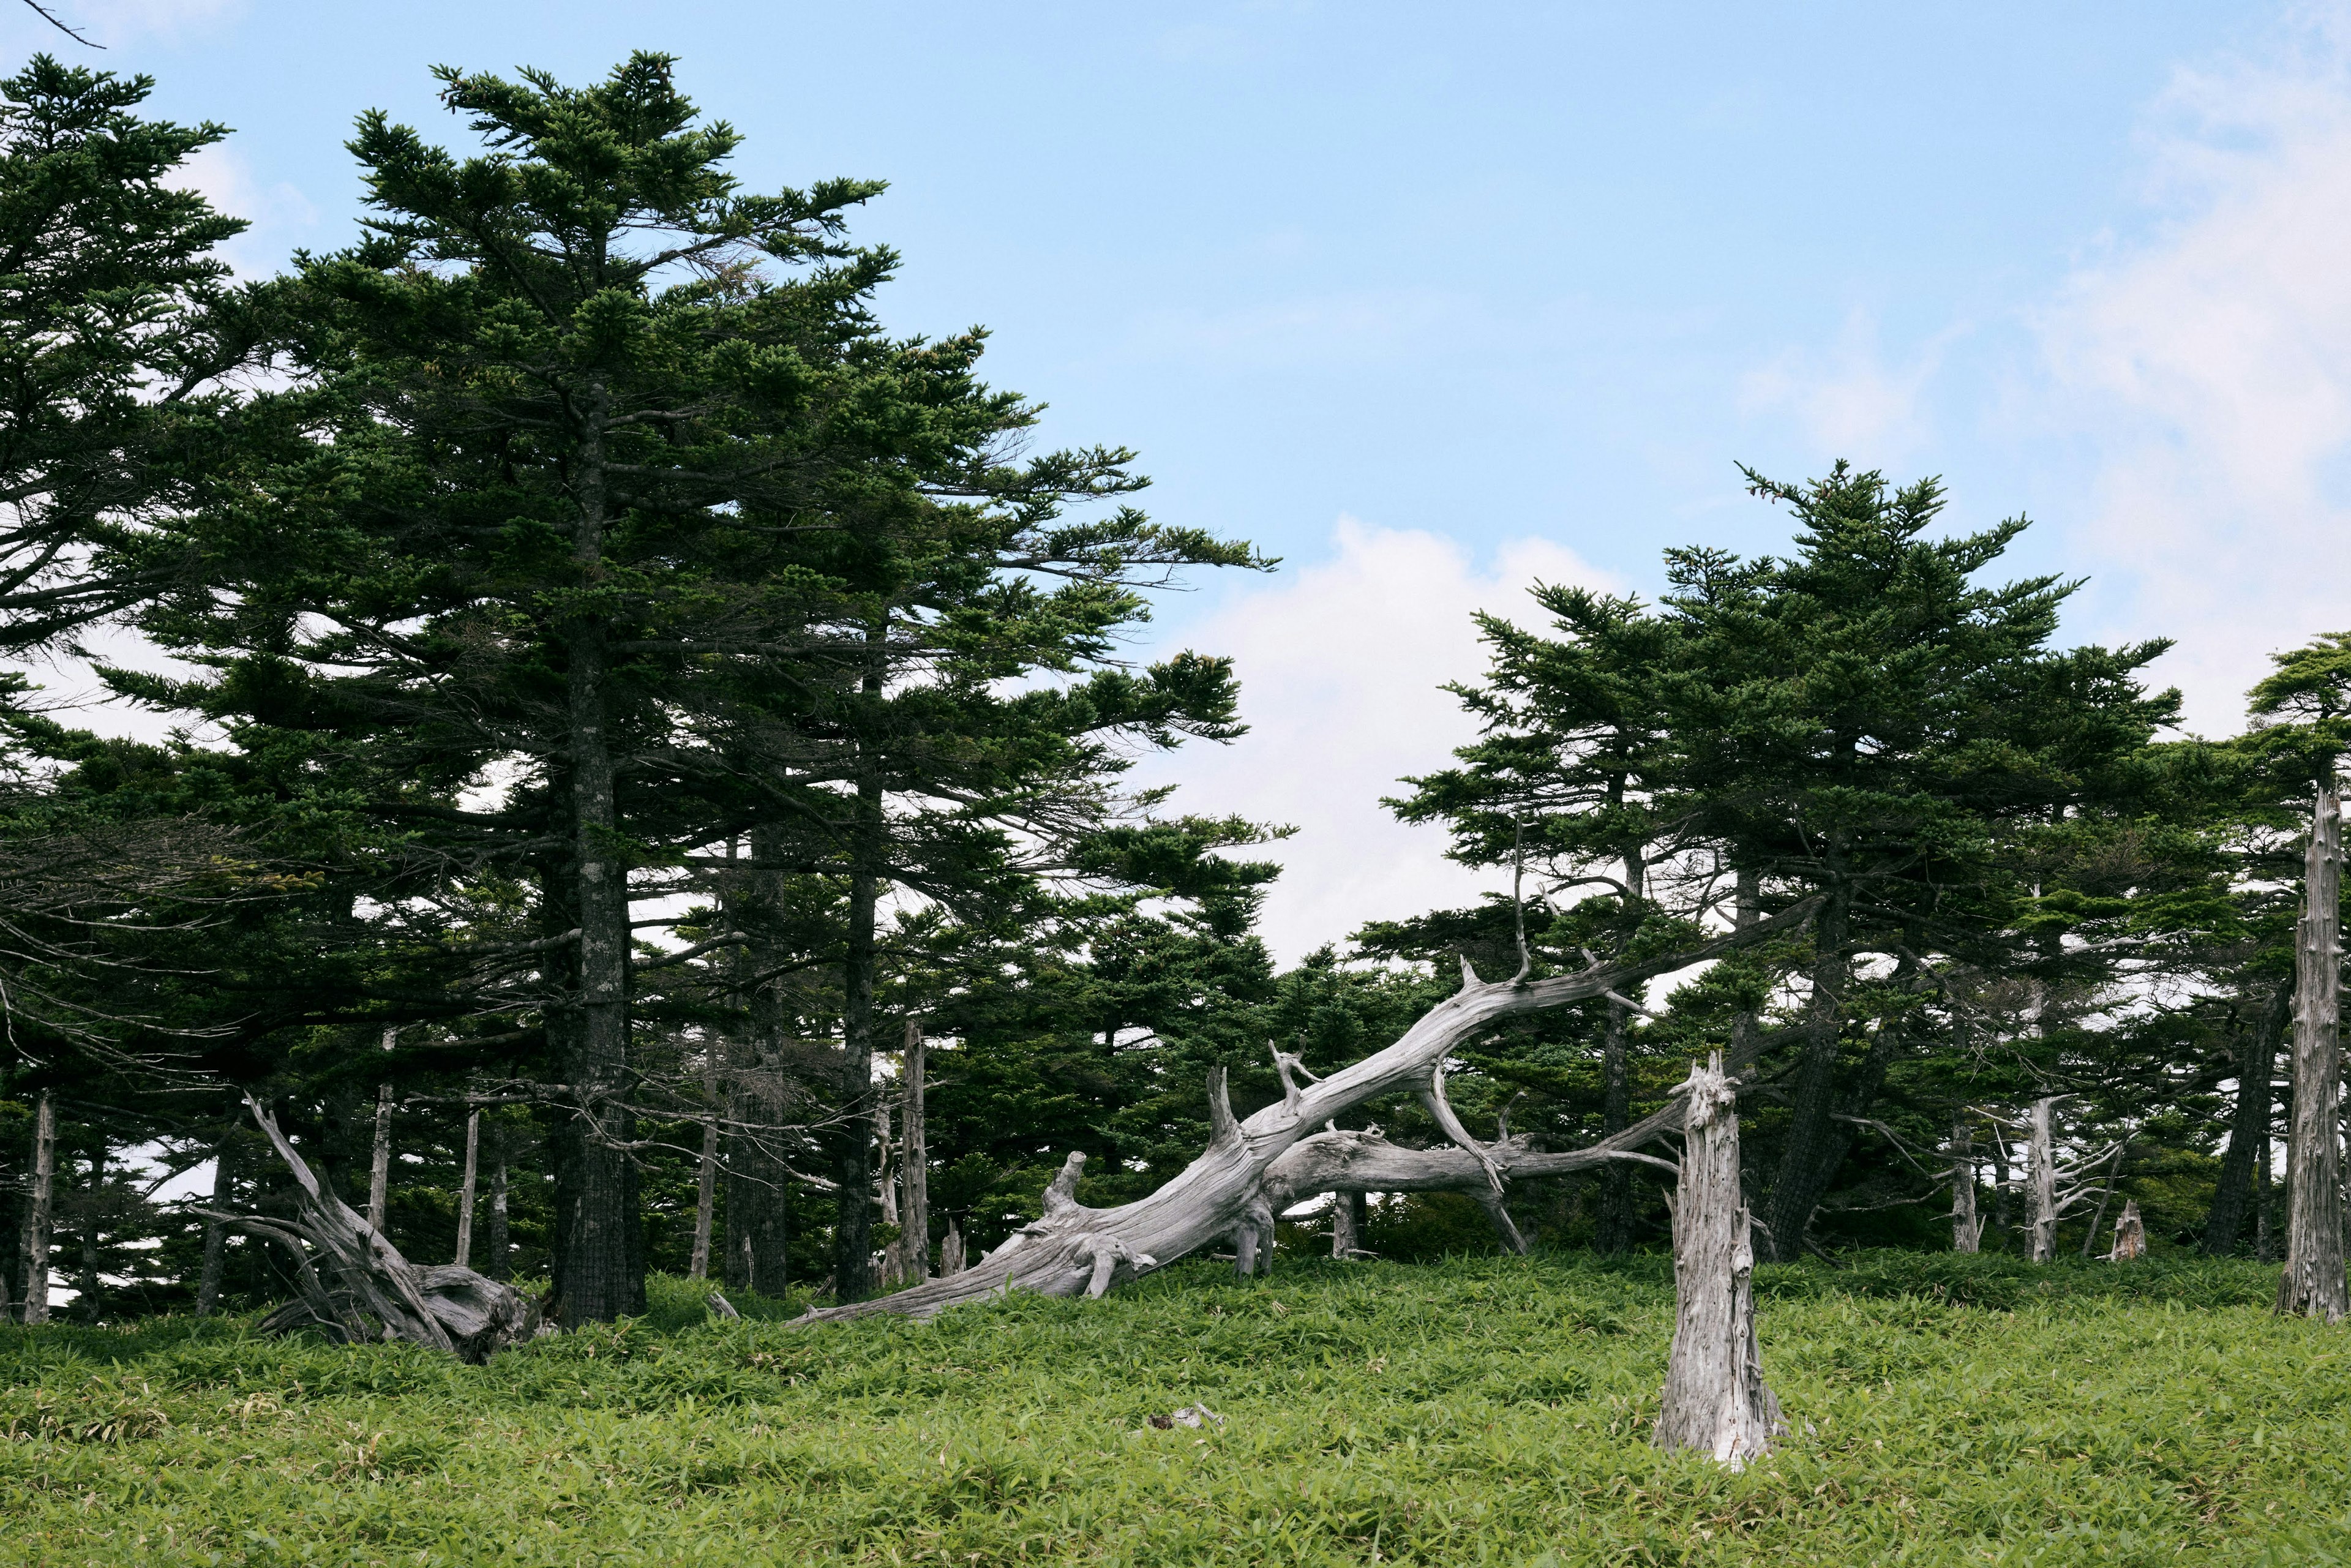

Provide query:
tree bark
left=689, top=1095, right=718, bottom=1281
left=2207, top=980, right=2291, bottom=1256
left=367, top=1082, right=392, bottom=1236
left=1762, top=880, right=1851, bottom=1259
left=196, top=1126, right=234, bottom=1316
left=552, top=374, right=644, bottom=1324
left=17, top=1089, right=50, bottom=1324
left=724, top=827, right=791, bottom=1296
left=1654, top=1052, right=1781, bottom=1466
left=454, top=1109, right=481, bottom=1269
left=901, top=1018, right=929, bottom=1282
left=2026, top=1097, right=2062, bottom=1264
left=74, top=1142, right=104, bottom=1323
left=831, top=770, right=885, bottom=1304
left=2107, top=1199, right=2145, bottom=1261
left=2279, top=767, right=2347, bottom=1319
left=486, top=1125, right=510, bottom=1281
left=791, top=902, right=1814, bottom=1326
left=1330, top=1190, right=1368, bottom=1259
left=207, top=1098, right=534, bottom=1362
left=1949, top=1117, right=1981, bottom=1253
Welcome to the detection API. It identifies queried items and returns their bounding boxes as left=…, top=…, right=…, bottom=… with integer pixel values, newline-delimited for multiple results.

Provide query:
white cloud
left=2042, top=11, right=2351, bottom=730
left=1141, top=516, right=1621, bottom=964
left=170, top=141, right=316, bottom=279
left=1739, top=308, right=1966, bottom=468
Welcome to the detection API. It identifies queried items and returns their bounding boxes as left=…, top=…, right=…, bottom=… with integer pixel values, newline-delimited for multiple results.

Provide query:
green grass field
left=1, top=1253, right=2344, bottom=1566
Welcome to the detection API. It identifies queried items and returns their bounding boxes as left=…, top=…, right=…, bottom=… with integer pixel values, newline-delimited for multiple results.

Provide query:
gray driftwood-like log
left=2279, top=768, right=2348, bottom=1321
left=204, top=1097, right=536, bottom=1362
left=789, top=906, right=1810, bottom=1326
left=1652, top=1053, right=1781, bottom=1466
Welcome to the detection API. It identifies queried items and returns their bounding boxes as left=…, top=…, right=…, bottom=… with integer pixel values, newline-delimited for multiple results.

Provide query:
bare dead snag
left=2106, top=1199, right=2145, bottom=1261
left=940, top=1221, right=966, bottom=1276
left=2279, top=767, right=2348, bottom=1321
left=2026, top=1097, right=2062, bottom=1264
left=1653, top=1053, right=1781, bottom=1467
left=902, top=1019, right=931, bottom=1284
left=1949, top=1117, right=1982, bottom=1254
left=17, top=1089, right=54, bottom=1324
left=788, top=904, right=1812, bottom=1326
left=204, top=1097, right=536, bottom=1362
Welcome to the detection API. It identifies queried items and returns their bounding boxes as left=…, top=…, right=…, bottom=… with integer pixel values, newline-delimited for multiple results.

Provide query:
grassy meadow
left=0, top=1252, right=2344, bottom=1566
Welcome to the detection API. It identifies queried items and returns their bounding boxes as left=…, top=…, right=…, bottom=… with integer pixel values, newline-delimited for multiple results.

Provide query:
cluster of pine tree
left=0, top=53, right=2341, bottom=1330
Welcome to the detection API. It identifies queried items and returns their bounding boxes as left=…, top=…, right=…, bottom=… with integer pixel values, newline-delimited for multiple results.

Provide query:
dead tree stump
left=1654, top=1053, right=1782, bottom=1466
left=2106, top=1199, right=2145, bottom=1261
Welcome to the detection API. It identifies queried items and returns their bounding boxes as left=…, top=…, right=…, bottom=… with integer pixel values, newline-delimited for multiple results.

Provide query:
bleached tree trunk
left=1330, top=1190, right=1367, bottom=1259
left=901, top=1019, right=929, bottom=1283
left=791, top=901, right=1813, bottom=1326
left=2106, top=1199, right=2145, bottom=1261
left=454, top=1109, right=481, bottom=1269
left=1653, top=1053, right=1781, bottom=1466
left=196, top=1129, right=234, bottom=1316
left=18, top=1089, right=53, bottom=1324
left=1949, top=1117, right=1981, bottom=1253
left=2279, top=767, right=2347, bottom=1319
left=688, top=1108, right=718, bottom=1280
left=367, top=1083, right=393, bottom=1236
left=486, top=1127, right=510, bottom=1281
left=202, top=1097, right=535, bottom=1362
left=2027, top=1097, right=2061, bottom=1265
left=940, top=1221, right=965, bottom=1276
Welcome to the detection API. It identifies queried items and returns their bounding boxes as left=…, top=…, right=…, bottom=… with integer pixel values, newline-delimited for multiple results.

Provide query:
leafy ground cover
left=0, top=1253, right=2342, bottom=1566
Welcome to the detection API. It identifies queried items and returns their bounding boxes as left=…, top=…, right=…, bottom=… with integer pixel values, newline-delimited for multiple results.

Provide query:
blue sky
left=11, top=1, right=2346, bottom=954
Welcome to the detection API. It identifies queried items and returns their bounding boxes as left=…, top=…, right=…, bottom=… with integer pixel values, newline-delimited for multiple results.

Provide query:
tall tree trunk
left=552, top=375, right=644, bottom=1324
left=367, top=1082, right=392, bottom=1235
left=724, top=827, right=791, bottom=1296
left=901, top=1018, right=929, bottom=1283
left=2027, top=1097, right=2061, bottom=1265
left=1763, top=880, right=1852, bottom=1259
left=2207, top=980, right=2292, bottom=1256
left=1654, top=1052, right=1780, bottom=1466
left=2279, top=767, right=2347, bottom=1319
left=689, top=1095, right=718, bottom=1281
left=455, top=1109, right=481, bottom=1270
left=486, top=1123, right=510, bottom=1281
left=1949, top=1117, right=1980, bottom=1253
left=832, top=628, right=888, bottom=1303
left=196, top=1125, right=234, bottom=1316
left=17, top=1089, right=50, bottom=1324
left=75, top=1142, right=105, bottom=1323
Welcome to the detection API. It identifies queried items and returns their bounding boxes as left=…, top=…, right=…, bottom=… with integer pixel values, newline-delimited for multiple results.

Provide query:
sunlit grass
left=0, top=1253, right=2340, bottom=1565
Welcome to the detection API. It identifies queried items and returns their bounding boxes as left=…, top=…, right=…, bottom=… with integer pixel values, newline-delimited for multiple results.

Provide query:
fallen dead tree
left=199, top=1096, right=537, bottom=1362
left=792, top=900, right=1813, bottom=1325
